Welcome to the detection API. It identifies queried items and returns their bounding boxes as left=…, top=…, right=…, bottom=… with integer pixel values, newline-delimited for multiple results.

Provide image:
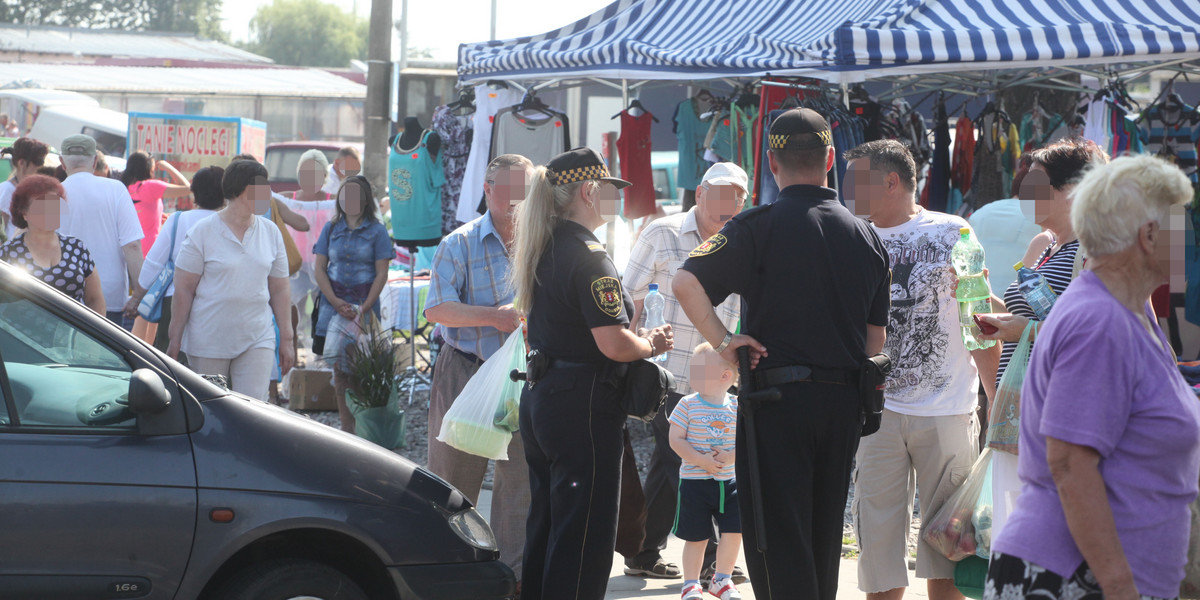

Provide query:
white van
left=26, top=105, right=128, bottom=157
left=0, top=89, right=99, bottom=135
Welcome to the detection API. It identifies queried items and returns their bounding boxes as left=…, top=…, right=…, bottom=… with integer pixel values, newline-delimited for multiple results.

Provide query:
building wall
left=92, top=93, right=365, bottom=143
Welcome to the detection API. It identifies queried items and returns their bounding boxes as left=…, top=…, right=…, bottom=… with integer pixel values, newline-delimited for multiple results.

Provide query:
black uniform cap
left=768, top=108, right=833, bottom=151
left=546, top=147, right=632, bottom=189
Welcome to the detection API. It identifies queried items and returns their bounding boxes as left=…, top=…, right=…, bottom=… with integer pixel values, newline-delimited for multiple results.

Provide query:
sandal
left=681, top=583, right=704, bottom=600
left=624, top=557, right=682, bottom=579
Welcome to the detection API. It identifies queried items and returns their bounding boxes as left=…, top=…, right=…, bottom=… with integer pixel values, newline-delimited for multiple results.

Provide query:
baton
left=737, top=346, right=780, bottom=552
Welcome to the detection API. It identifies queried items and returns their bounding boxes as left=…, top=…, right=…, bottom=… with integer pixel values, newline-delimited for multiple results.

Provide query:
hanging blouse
left=389, top=129, right=445, bottom=244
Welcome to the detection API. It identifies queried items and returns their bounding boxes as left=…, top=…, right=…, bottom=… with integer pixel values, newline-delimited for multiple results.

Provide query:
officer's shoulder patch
left=689, top=233, right=727, bottom=258
left=590, top=276, right=623, bottom=318
left=585, top=241, right=606, bottom=253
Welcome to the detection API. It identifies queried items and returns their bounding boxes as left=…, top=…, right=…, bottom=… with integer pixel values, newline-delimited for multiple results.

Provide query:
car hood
left=191, top=395, right=470, bottom=513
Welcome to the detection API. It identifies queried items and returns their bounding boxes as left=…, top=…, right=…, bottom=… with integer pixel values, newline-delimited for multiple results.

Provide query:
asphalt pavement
left=476, top=489, right=931, bottom=600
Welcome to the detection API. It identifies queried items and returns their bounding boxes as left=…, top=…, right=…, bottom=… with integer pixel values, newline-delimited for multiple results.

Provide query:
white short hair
left=61, top=154, right=95, bottom=172
left=1070, top=154, right=1193, bottom=257
left=296, top=149, right=329, bottom=179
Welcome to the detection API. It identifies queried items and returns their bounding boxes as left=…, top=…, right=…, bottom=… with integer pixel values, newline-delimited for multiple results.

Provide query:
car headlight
left=447, top=508, right=497, bottom=551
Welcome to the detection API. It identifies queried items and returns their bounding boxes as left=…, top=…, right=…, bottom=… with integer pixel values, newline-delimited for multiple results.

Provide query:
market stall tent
left=458, top=0, right=1200, bottom=87
left=456, top=0, right=875, bottom=82
left=805, top=0, right=1200, bottom=84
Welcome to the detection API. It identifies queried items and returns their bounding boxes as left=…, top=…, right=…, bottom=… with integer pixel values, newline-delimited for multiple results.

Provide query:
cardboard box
left=287, top=367, right=338, bottom=411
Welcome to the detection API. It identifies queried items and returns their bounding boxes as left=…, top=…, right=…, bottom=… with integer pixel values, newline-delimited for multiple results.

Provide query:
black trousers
left=737, top=381, right=861, bottom=600
left=630, top=391, right=718, bottom=564
left=521, top=365, right=626, bottom=600
left=615, top=426, right=646, bottom=558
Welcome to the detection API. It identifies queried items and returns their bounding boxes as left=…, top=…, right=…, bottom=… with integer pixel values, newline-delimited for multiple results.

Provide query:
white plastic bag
left=323, top=308, right=368, bottom=372
left=437, top=329, right=525, bottom=460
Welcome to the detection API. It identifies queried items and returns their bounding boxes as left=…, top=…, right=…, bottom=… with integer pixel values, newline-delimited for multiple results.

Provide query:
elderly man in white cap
left=58, top=133, right=143, bottom=330
left=619, top=162, right=748, bottom=582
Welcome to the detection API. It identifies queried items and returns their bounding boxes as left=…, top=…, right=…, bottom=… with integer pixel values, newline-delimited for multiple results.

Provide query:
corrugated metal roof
left=0, top=64, right=367, bottom=98
left=0, top=24, right=273, bottom=64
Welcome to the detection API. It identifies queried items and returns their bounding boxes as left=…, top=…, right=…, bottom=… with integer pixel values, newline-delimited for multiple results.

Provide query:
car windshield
left=81, top=127, right=126, bottom=157
left=265, top=147, right=338, bottom=184
left=0, top=293, right=127, bottom=371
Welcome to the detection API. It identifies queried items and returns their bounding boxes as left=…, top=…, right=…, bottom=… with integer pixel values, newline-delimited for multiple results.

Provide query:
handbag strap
left=167, top=210, right=180, bottom=249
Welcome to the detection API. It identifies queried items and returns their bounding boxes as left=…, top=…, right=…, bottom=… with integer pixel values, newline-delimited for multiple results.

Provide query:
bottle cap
left=1013, top=261, right=1024, bottom=271
left=959, top=227, right=970, bottom=236
left=649, top=283, right=659, bottom=292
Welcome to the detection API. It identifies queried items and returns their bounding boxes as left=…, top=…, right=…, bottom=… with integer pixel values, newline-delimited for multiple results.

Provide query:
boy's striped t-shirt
left=668, top=392, right=738, bottom=481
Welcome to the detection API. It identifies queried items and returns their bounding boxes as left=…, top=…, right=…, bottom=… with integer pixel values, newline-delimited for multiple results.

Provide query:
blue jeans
left=105, top=311, right=135, bottom=332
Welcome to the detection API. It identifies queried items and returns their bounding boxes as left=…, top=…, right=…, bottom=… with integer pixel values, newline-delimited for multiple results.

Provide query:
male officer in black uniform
left=673, top=109, right=891, bottom=600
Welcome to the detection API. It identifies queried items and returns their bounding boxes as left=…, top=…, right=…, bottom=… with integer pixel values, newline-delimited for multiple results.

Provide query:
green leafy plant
left=337, top=318, right=397, bottom=410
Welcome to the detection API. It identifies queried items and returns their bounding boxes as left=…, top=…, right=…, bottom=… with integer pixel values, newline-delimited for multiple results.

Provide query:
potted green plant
left=337, top=317, right=407, bottom=450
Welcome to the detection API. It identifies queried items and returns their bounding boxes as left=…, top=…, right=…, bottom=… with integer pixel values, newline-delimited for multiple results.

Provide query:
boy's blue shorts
left=672, top=478, right=741, bottom=542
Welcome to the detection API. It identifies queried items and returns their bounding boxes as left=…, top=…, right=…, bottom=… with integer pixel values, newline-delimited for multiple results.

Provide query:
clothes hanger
left=446, top=88, right=476, bottom=115
left=514, top=91, right=558, bottom=119
left=611, top=98, right=659, bottom=122
left=734, top=84, right=760, bottom=109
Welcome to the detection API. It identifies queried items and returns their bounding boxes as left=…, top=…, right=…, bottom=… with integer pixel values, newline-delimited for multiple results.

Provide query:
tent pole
left=610, top=78, right=627, bottom=260
left=840, top=82, right=849, bottom=109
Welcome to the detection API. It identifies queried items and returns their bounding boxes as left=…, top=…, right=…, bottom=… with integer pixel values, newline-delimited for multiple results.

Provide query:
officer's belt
left=753, top=365, right=856, bottom=388
left=549, top=358, right=620, bottom=373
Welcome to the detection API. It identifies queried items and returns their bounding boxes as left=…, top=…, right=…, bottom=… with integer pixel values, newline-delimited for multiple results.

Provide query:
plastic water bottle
left=644, top=283, right=668, bottom=363
left=950, top=228, right=996, bottom=350
left=1014, top=262, right=1057, bottom=321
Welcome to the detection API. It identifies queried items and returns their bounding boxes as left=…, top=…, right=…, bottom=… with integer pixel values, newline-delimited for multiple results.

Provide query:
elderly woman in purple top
left=985, top=154, right=1200, bottom=600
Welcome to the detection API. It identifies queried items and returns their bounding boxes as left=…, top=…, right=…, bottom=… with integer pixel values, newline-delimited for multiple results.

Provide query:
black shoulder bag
left=621, top=359, right=676, bottom=422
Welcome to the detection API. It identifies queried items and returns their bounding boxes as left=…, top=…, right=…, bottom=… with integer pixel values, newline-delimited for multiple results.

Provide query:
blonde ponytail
left=511, top=166, right=597, bottom=313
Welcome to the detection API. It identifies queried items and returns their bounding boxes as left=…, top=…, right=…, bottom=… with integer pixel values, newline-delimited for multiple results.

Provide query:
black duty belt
left=548, top=358, right=599, bottom=370
left=753, top=365, right=857, bottom=389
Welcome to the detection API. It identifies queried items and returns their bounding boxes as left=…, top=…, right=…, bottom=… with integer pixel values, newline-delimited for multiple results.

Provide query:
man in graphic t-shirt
left=844, top=139, right=1000, bottom=600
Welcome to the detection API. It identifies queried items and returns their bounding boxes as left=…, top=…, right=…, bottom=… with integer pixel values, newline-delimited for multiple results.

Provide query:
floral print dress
left=985, top=552, right=1171, bottom=600
left=431, top=104, right=472, bottom=236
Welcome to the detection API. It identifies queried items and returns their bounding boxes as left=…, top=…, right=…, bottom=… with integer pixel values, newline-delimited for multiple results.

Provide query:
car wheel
left=214, top=558, right=368, bottom=600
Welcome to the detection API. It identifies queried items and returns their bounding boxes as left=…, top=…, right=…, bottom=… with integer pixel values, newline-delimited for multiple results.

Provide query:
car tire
left=213, top=558, right=369, bottom=600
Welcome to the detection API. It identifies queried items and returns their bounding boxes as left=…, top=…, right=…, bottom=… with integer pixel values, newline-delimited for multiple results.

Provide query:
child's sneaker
left=681, top=582, right=704, bottom=600
left=708, top=576, right=742, bottom=600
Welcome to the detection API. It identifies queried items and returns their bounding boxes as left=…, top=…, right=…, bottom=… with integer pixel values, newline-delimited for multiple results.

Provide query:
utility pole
left=363, top=0, right=393, bottom=199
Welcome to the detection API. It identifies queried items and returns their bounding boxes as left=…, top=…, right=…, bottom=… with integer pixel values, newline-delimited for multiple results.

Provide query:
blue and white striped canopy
left=810, top=0, right=1200, bottom=82
left=456, top=0, right=865, bottom=82
left=457, top=0, right=1200, bottom=83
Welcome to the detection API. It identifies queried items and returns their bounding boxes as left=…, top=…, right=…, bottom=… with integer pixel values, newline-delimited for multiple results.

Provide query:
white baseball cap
left=701, top=162, right=749, bottom=195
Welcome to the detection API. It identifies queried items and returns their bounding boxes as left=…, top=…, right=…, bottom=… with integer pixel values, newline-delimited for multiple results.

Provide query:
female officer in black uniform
left=511, top=147, right=673, bottom=600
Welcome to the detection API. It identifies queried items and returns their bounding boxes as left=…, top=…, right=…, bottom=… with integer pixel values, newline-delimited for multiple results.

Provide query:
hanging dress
left=617, top=110, right=656, bottom=220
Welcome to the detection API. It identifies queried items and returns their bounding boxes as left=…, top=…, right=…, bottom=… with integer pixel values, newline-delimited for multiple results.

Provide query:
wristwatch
left=715, top=331, right=734, bottom=353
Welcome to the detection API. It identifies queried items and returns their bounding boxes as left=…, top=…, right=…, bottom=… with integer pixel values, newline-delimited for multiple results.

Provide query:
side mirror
left=128, top=369, right=171, bottom=416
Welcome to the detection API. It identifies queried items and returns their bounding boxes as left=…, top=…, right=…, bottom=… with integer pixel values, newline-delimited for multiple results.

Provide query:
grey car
left=0, top=261, right=516, bottom=600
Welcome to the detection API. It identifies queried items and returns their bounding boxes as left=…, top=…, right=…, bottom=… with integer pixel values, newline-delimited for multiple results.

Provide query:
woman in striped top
left=976, top=138, right=1109, bottom=537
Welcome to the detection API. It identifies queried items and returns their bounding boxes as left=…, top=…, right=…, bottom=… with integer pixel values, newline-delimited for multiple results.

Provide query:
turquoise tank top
left=389, top=129, right=445, bottom=242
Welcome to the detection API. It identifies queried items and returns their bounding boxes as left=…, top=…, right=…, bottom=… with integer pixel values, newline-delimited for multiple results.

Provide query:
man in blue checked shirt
left=424, top=154, right=533, bottom=587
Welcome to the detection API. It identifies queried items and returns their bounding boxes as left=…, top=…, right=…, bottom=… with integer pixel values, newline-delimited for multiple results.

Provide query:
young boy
left=668, top=342, right=743, bottom=600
